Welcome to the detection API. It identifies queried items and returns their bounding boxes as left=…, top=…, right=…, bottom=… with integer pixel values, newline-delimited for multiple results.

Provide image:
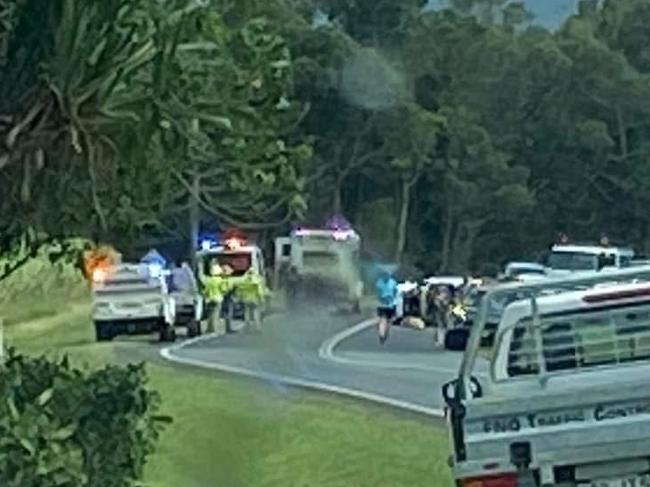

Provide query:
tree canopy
left=3, top=0, right=650, bottom=272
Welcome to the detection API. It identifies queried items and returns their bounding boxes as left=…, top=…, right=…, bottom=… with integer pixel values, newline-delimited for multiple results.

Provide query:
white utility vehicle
left=274, top=227, right=363, bottom=312
left=196, top=235, right=268, bottom=329
left=546, top=244, right=635, bottom=274
left=91, top=263, right=176, bottom=342
left=442, top=266, right=650, bottom=487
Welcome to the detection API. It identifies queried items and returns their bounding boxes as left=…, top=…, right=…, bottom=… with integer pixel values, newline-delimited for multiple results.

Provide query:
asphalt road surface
left=159, top=303, right=488, bottom=415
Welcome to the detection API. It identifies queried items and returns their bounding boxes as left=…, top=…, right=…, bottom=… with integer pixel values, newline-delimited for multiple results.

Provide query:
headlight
left=92, top=268, right=107, bottom=283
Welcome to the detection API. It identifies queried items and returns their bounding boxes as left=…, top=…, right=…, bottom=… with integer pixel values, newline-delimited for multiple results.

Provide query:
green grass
left=4, top=294, right=453, bottom=487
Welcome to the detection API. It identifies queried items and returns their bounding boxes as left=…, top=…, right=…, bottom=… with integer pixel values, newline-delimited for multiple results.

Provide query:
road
left=160, top=304, right=487, bottom=416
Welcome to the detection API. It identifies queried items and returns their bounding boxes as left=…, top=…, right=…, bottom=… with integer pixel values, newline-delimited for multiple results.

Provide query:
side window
left=620, top=256, right=631, bottom=268
left=613, top=309, right=650, bottom=361
left=573, top=315, right=616, bottom=366
left=542, top=321, right=578, bottom=371
left=282, top=244, right=291, bottom=257
left=507, top=320, right=539, bottom=377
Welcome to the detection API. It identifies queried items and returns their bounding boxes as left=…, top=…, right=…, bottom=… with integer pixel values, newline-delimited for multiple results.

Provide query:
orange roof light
left=224, top=237, right=244, bottom=250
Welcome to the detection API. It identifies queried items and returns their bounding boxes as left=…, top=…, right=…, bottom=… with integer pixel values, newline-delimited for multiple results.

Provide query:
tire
left=159, top=323, right=177, bottom=342
left=94, top=322, right=114, bottom=342
left=187, top=320, right=201, bottom=338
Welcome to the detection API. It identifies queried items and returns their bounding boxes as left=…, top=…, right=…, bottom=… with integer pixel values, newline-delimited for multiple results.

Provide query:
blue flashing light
left=199, top=234, right=219, bottom=251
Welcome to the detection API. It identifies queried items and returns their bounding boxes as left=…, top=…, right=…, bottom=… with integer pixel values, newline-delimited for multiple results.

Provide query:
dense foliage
left=3, top=0, right=650, bottom=273
left=0, top=351, right=168, bottom=487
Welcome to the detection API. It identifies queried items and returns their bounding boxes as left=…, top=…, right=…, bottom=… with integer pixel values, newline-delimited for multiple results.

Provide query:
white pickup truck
left=92, top=263, right=176, bottom=342
left=442, top=267, right=650, bottom=487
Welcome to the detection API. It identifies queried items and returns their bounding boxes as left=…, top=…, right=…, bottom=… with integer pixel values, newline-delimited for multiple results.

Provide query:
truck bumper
left=94, top=318, right=163, bottom=336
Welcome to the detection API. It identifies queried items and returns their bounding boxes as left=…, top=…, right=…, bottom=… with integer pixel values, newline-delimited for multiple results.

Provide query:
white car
left=91, top=263, right=176, bottom=342
left=546, top=243, right=635, bottom=273
left=501, top=261, right=547, bottom=281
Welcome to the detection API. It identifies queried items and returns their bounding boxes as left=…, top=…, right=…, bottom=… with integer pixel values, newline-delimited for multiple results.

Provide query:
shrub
left=0, top=350, right=170, bottom=487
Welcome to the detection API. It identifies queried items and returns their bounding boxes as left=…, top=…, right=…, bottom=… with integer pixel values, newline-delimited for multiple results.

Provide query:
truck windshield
left=547, top=251, right=598, bottom=271
left=507, top=306, right=650, bottom=377
left=511, top=267, right=545, bottom=276
left=206, top=253, right=251, bottom=277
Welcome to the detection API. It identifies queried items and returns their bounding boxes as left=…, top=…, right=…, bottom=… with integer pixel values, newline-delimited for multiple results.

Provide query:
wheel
left=94, top=322, right=114, bottom=342
left=159, top=323, right=177, bottom=342
left=187, top=320, right=201, bottom=338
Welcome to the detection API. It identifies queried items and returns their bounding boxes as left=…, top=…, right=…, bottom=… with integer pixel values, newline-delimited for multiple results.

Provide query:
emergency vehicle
left=273, top=226, right=364, bottom=312
left=442, top=266, right=650, bottom=487
left=91, top=262, right=177, bottom=342
left=195, top=232, right=268, bottom=329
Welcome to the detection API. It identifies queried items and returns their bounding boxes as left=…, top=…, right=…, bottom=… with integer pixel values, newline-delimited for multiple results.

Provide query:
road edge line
left=160, top=331, right=444, bottom=418
left=317, top=319, right=471, bottom=375
left=160, top=343, right=443, bottom=417
left=317, top=318, right=376, bottom=364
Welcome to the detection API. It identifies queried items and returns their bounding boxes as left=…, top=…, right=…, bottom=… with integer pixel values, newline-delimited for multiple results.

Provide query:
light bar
left=583, top=286, right=650, bottom=303
left=223, top=237, right=244, bottom=250
left=293, top=228, right=358, bottom=240
left=332, top=229, right=356, bottom=241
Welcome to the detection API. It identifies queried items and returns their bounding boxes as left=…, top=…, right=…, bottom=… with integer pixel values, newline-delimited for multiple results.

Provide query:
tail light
left=460, top=473, right=518, bottom=487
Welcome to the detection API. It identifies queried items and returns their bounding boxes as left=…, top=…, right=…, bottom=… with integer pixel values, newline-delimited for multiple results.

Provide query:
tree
left=149, top=5, right=312, bottom=255
left=314, top=0, right=426, bottom=46
left=372, top=103, right=445, bottom=263
left=0, top=0, right=313, bottom=260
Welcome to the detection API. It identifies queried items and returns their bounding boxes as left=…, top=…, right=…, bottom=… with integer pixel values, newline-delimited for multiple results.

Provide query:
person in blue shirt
left=375, top=269, right=398, bottom=344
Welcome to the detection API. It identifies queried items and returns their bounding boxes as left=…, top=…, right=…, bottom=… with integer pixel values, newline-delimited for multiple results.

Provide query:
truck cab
left=443, top=267, right=650, bottom=487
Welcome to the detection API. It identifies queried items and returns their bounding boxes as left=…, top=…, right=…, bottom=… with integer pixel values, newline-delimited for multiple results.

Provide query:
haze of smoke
left=340, top=47, right=409, bottom=111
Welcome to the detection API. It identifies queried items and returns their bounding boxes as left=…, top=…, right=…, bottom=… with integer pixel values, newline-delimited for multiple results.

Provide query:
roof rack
left=458, top=265, right=650, bottom=397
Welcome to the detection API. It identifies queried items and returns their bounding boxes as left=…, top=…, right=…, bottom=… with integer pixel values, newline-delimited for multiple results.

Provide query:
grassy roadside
left=3, top=295, right=453, bottom=487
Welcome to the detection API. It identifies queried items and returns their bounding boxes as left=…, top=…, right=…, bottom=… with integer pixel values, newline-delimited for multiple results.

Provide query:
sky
left=313, top=1, right=579, bottom=30
left=425, top=0, right=579, bottom=29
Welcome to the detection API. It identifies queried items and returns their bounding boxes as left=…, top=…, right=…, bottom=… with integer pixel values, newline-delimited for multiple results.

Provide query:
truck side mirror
left=442, top=380, right=457, bottom=406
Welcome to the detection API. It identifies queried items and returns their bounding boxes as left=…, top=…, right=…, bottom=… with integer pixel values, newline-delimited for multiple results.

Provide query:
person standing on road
left=434, top=285, right=451, bottom=346
left=236, top=267, right=267, bottom=333
left=201, top=262, right=229, bottom=333
left=375, top=269, right=398, bottom=345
